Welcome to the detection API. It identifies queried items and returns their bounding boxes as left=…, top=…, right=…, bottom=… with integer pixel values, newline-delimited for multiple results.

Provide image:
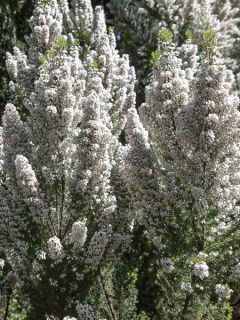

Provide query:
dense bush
left=1, top=0, right=240, bottom=319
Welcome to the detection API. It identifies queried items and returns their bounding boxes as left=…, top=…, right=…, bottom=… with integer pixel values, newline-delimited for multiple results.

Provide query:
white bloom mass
left=36, top=250, right=46, bottom=260
left=70, top=220, right=88, bottom=250
left=215, top=284, right=229, bottom=298
left=193, top=262, right=209, bottom=279
left=47, top=236, right=65, bottom=261
left=180, top=282, right=193, bottom=293
left=76, top=302, right=95, bottom=320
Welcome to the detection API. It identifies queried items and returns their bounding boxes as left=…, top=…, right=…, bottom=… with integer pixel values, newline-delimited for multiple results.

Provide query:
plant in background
left=106, top=0, right=240, bottom=106
left=0, top=0, right=36, bottom=118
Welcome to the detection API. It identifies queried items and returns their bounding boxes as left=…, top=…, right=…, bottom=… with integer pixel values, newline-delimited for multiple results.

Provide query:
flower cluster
left=47, top=236, right=65, bottom=261
left=69, top=220, right=88, bottom=250
left=76, top=303, right=95, bottom=320
left=193, top=262, right=209, bottom=279
left=215, top=284, right=230, bottom=299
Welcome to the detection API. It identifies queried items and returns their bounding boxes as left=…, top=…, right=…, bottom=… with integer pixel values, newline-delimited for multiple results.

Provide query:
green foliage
left=39, top=50, right=56, bottom=65
left=225, top=302, right=233, bottom=320
left=90, top=60, right=100, bottom=69
left=73, top=30, right=91, bottom=46
left=8, top=297, right=27, bottom=320
left=42, top=0, right=51, bottom=4
left=38, top=48, right=58, bottom=65
left=72, top=30, right=92, bottom=60
left=88, top=262, right=139, bottom=320
left=47, top=49, right=55, bottom=58
left=137, top=311, right=150, bottom=320
left=158, top=28, right=173, bottom=43
left=119, top=28, right=133, bottom=50
left=201, top=29, right=217, bottom=55
left=53, top=35, right=68, bottom=51
left=150, top=50, right=160, bottom=68
left=157, top=28, right=174, bottom=54
left=72, top=38, right=79, bottom=46
left=185, top=29, right=193, bottom=40
left=38, top=54, right=47, bottom=65
left=108, top=25, right=114, bottom=33
left=113, top=264, right=139, bottom=320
